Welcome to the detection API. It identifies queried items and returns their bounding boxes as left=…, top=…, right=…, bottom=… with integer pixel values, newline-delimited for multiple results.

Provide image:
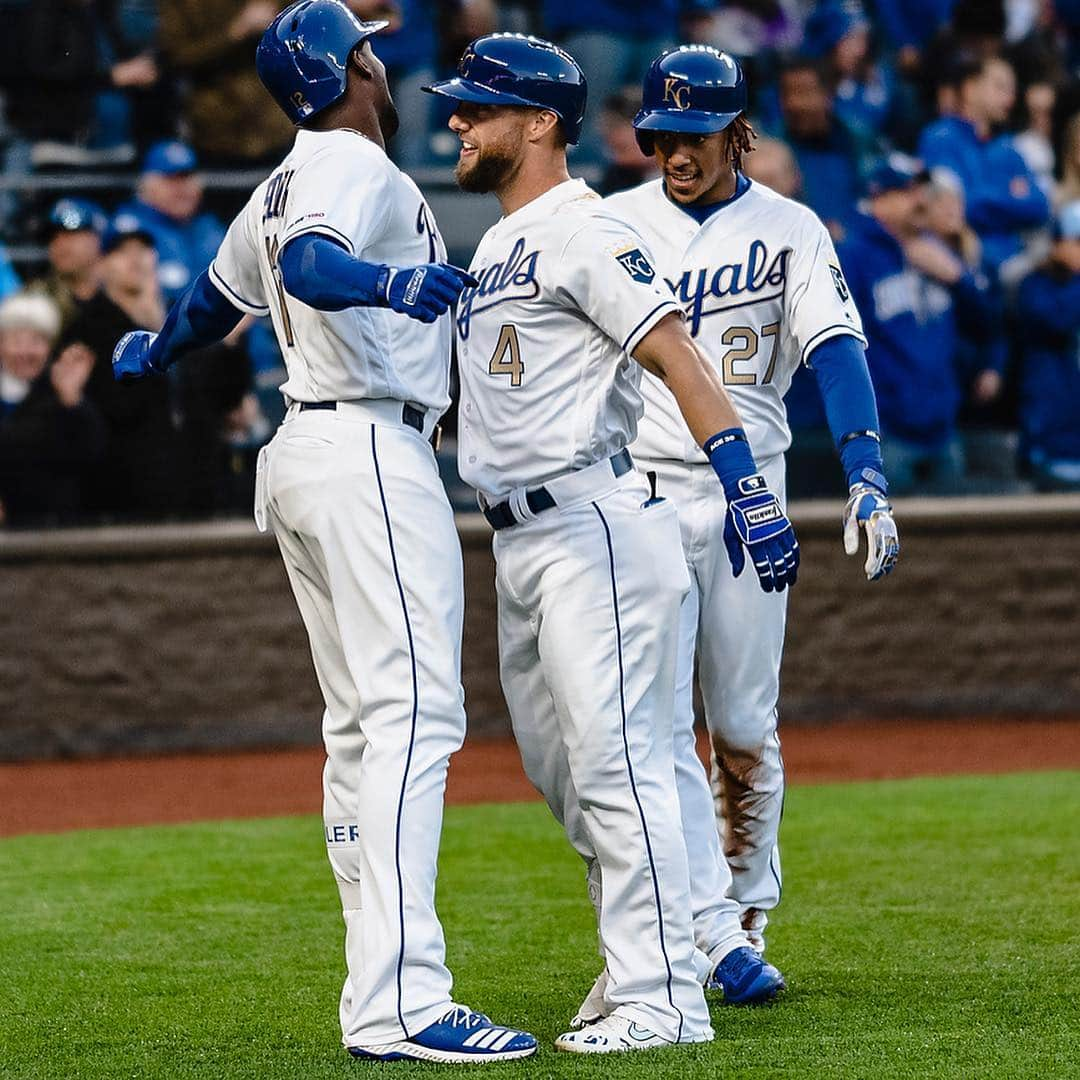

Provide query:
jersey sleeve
left=208, top=193, right=270, bottom=316
left=785, top=213, right=867, bottom=365
left=278, top=142, right=395, bottom=258
left=555, top=215, right=681, bottom=356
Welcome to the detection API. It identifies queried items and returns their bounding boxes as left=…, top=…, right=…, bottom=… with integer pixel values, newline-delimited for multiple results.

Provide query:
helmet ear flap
left=635, top=129, right=655, bottom=156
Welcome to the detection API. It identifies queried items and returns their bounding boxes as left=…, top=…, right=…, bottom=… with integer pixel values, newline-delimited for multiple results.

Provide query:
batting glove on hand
left=112, top=330, right=162, bottom=381
left=843, top=481, right=900, bottom=581
left=379, top=263, right=478, bottom=323
left=723, top=475, right=800, bottom=593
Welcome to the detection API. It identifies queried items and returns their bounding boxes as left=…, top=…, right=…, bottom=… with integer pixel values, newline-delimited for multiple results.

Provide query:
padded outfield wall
left=1, top=495, right=1078, bottom=761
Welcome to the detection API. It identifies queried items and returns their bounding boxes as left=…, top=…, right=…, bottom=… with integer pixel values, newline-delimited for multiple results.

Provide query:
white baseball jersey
left=604, top=178, right=865, bottom=465
left=211, top=128, right=451, bottom=410
left=455, top=178, right=681, bottom=500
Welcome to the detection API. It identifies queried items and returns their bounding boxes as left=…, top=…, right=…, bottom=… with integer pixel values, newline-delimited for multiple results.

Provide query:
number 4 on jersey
left=489, top=324, right=525, bottom=387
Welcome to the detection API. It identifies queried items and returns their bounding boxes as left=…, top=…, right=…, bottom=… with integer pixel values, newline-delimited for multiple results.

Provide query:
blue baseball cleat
left=707, top=945, right=786, bottom=1005
left=347, top=1004, right=537, bottom=1063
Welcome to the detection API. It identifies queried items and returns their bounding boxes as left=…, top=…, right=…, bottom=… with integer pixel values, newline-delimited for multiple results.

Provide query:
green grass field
left=1, top=772, right=1078, bottom=1079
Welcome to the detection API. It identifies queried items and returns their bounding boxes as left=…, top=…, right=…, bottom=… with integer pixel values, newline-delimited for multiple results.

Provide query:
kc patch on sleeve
left=614, top=246, right=656, bottom=284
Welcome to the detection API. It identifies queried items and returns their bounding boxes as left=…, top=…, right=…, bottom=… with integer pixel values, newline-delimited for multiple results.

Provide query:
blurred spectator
left=596, top=89, right=659, bottom=196
left=0, top=245, right=20, bottom=303
left=684, top=0, right=803, bottom=58
left=0, top=291, right=104, bottom=526
left=742, top=134, right=801, bottom=197
left=802, top=2, right=900, bottom=141
left=542, top=0, right=688, bottom=161
left=58, top=218, right=178, bottom=520
left=873, top=0, right=955, bottom=74
left=113, top=141, right=227, bottom=303
left=1016, top=201, right=1080, bottom=491
left=918, top=51, right=1050, bottom=277
left=924, top=171, right=1009, bottom=416
left=838, top=155, right=997, bottom=494
left=159, top=0, right=294, bottom=169
left=1013, top=78, right=1058, bottom=197
left=773, top=56, right=872, bottom=240
left=1057, top=113, right=1080, bottom=205
left=27, top=199, right=108, bottom=333
left=4, top=0, right=159, bottom=166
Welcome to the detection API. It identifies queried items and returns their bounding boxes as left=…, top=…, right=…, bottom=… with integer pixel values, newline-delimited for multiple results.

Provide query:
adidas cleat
left=348, top=1004, right=537, bottom=1063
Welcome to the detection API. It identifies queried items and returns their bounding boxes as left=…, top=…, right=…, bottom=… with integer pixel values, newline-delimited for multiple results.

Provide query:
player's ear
left=351, top=43, right=375, bottom=81
left=528, top=109, right=562, bottom=146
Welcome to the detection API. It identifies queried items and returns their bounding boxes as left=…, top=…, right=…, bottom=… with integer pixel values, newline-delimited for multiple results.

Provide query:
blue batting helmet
left=634, top=46, right=746, bottom=154
left=256, top=0, right=388, bottom=125
left=424, top=34, right=587, bottom=145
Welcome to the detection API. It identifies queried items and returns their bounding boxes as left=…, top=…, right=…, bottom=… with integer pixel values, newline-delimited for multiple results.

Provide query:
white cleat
left=556, top=1011, right=712, bottom=1054
left=569, top=968, right=609, bottom=1029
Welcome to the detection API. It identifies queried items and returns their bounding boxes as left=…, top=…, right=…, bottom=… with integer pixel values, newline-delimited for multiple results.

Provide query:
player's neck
left=309, top=101, right=385, bottom=150
left=496, top=156, right=572, bottom=217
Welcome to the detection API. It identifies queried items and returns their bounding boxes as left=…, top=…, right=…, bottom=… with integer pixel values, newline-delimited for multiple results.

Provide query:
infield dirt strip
left=2, top=717, right=1079, bottom=837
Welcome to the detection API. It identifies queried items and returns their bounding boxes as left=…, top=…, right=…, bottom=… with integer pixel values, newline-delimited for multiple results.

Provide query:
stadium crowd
left=1, top=0, right=1079, bottom=526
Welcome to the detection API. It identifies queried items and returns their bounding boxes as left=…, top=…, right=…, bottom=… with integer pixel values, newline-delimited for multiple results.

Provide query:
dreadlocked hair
left=727, top=115, right=757, bottom=171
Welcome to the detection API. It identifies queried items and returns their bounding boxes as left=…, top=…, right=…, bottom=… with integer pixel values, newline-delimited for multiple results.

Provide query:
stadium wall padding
left=1, top=495, right=1078, bottom=761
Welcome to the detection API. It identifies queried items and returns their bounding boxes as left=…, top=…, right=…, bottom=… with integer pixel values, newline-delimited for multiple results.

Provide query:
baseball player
left=605, top=45, right=900, bottom=957
left=110, top=1, right=537, bottom=1064
left=426, top=34, right=796, bottom=1054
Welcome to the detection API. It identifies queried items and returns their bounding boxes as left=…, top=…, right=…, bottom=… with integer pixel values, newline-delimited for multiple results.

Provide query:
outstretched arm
left=113, top=271, right=245, bottom=380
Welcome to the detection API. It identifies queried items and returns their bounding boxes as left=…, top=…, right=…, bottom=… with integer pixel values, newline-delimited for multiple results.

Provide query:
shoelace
left=439, top=1005, right=490, bottom=1029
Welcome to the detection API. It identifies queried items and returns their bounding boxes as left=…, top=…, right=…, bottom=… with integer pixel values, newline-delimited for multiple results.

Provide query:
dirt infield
left=2, top=717, right=1079, bottom=838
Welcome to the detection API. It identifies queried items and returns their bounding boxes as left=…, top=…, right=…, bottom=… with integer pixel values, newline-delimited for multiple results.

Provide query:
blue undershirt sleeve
left=808, top=334, right=887, bottom=490
left=278, top=232, right=386, bottom=312
left=144, top=270, right=245, bottom=372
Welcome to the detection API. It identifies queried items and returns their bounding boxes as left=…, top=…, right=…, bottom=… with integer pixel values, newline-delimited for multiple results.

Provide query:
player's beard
left=455, top=139, right=520, bottom=194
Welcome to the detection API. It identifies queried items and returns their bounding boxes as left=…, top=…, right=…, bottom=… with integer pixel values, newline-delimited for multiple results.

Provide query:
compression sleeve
left=144, top=270, right=245, bottom=372
left=278, top=232, right=387, bottom=312
left=808, top=334, right=887, bottom=490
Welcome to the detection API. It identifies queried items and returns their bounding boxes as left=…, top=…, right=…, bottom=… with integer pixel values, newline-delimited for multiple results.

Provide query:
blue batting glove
left=112, top=330, right=162, bottom=381
left=722, top=475, right=800, bottom=593
left=843, top=477, right=899, bottom=581
left=378, top=262, right=479, bottom=323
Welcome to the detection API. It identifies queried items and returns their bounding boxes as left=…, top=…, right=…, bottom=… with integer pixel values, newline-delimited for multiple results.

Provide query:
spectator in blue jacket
left=918, top=51, right=1050, bottom=277
left=542, top=0, right=712, bottom=161
left=773, top=56, right=873, bottom=241
left=113, top=141, right=225, bottom=303
left=838, top=154, right=997, bottom=494
left=802, top=2, right=898, bottom=142
left=1016, top=202, right=1080, bottom=492
left=873, top=0, right=955, bottom=73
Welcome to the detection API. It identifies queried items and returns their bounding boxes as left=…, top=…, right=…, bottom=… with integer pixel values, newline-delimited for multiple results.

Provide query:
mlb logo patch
left=830, top=264, right=850, bottom=303
left=615, top=247, right=656, bottom=284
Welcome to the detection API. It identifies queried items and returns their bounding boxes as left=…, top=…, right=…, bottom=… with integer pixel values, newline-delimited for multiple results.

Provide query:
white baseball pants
left=258, top=402, right=465, bottom=1046
left=493, top=464, right=711, bottom=1043
left=640, top=455, right=788, bottom=929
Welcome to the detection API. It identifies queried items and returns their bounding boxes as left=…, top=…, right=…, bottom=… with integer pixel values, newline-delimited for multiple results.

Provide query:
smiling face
left=651, top=129, right=734, bottom=206
left=448, top=102, right=536, bottom=194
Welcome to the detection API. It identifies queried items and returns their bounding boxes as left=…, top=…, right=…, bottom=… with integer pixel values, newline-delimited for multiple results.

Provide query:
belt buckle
left=432, top=424, right=442, bottom=453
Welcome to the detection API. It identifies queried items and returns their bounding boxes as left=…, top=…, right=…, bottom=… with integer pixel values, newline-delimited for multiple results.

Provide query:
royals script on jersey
left=456, top=178, right=681, bottom=500
left=210, top=128, right=452, bottom=410
left=605, top=178, right=866, bottom=464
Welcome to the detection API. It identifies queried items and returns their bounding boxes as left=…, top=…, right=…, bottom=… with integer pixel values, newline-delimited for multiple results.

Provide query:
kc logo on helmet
left=663, top=78, right=691, bottom=110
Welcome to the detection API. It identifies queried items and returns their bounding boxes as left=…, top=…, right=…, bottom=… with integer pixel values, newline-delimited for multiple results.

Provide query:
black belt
left=483, top=449, right=634, bottom=531
left=299, top=400, right=426, bottom=435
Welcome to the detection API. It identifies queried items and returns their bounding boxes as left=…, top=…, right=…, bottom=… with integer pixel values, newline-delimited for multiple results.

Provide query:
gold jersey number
left=488, top=324, right=525, bottom=387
